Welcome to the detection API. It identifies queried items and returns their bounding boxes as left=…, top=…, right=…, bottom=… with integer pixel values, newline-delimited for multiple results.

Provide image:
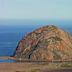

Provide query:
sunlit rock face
left=14, top=25, right=72, bottom=61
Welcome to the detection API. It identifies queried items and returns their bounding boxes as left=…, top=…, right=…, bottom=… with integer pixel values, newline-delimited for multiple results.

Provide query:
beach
left=0, top=62, right=72, bottom=72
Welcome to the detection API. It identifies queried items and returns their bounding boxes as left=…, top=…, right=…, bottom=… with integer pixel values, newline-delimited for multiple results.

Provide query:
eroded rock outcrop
left=13, top=25, right=72, bottom=61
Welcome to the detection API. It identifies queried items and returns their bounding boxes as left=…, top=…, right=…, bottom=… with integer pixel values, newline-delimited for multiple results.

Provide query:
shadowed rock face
left=14, top=25, right=72, bottom=61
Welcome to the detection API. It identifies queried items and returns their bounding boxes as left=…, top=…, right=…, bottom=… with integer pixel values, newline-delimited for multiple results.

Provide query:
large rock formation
left=14, top=25, right=72, bottom=61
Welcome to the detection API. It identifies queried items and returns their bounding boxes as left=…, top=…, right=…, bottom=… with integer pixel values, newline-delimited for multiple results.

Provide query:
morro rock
left=14, top=25, right=72, bottom=61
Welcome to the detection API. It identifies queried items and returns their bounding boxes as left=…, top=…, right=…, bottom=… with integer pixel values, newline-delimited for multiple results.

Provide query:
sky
left=0, top=0, right=72, bottom=20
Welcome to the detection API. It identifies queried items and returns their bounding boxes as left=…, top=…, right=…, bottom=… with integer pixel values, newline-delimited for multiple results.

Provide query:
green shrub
left=61, top=63, right=72, bottom=67
left=31, top=69, right=41, bottom=72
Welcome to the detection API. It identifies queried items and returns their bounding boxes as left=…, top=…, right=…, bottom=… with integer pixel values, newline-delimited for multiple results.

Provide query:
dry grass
left=0, top=62, right=72, bottom=72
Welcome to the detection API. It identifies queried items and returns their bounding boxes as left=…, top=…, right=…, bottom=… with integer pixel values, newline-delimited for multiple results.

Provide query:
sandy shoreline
left=0, top=62, right=48, bottom=72
left=0, top=56, right=15, bottom=60
left=0, top=57, right=72, bottom=72
left=0, top=62, right=37, bottom=72
left=0, top=62, right=72, bottom=72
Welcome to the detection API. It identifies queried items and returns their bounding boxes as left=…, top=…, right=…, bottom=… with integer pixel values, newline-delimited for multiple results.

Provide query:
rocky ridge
left=14, top=25, right=72, bottom=61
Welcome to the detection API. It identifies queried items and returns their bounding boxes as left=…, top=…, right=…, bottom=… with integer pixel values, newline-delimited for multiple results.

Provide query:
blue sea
left=0, top=20, right=72, bottom=62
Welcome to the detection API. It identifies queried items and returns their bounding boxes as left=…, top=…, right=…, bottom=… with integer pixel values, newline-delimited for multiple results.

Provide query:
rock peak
left=13, top=25, right=72, bottom=61
left=38, top=25, right=58, bottom=31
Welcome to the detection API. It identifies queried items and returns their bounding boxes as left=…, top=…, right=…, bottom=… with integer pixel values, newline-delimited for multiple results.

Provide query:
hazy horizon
left=0, top=0, right=72, bottom=20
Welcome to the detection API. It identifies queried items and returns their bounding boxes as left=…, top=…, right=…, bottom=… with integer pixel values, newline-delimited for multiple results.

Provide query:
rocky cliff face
left=14, top=25, right=72, bottom=61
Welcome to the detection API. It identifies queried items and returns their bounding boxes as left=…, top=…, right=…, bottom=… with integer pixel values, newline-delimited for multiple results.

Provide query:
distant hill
left=13, top=25, right=72, bottom=61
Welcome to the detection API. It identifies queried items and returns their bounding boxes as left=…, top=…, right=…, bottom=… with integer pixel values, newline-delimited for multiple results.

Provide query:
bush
left=31, top=69, right=41, bottom=72
left=61, top=63, right=72, bottom=67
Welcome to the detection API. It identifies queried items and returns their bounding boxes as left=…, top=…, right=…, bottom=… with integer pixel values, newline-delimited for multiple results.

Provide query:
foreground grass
left=0, top=60, right=72, bottom=72
left=61, top=62, right=72, bottom=68
left=15, top=62, right=72, bottom=72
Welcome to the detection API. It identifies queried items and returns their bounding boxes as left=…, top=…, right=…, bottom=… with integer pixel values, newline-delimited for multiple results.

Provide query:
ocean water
left=0, top=20, right=72, bottom=62
left=0, top=25, right=41, bottom=56
left=0, top=59, right=15, bottom=63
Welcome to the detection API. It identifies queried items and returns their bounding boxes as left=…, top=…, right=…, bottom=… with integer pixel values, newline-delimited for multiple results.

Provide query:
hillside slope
left=14, top=25, right=72, bottom=61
